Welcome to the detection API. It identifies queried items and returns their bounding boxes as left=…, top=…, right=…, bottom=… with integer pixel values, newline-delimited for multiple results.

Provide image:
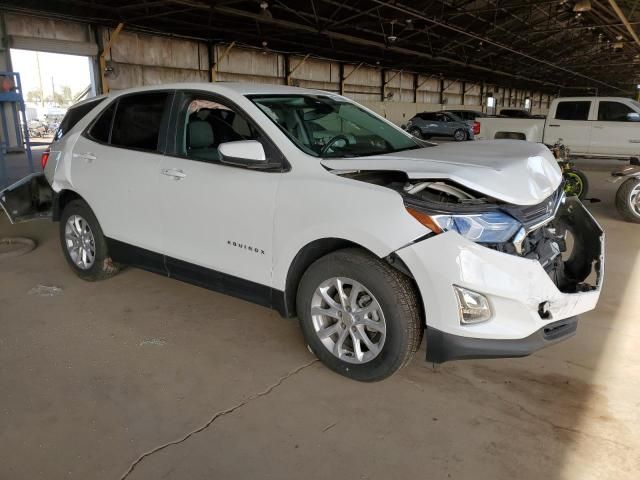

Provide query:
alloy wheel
left=310, top=277, right=386, bottom=364
left=64, top=214, right=96, bottom=270
left=630, top=182, right=640, bottom=216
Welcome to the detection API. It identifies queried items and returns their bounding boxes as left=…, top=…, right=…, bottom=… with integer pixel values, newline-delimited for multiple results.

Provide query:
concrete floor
left=0, top=160, right=639, bottom=480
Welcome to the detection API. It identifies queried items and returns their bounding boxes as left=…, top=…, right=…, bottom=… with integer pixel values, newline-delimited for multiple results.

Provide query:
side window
left=87, top=102, right=116, bottom=143
left=54, top=98, right=103, bottom=141
left=180, top=97, right=261, bottom=163
left=598, top=101, right=635, bottom=122
left=555, top=101, right=591, bottom=121
left=110, top=92, right=169, bottom=151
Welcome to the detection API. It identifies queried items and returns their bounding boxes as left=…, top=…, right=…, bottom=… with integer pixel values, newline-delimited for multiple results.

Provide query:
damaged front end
left=341, top=170, right=604, bottom=295
left=0, top=173, right=53, bottom=224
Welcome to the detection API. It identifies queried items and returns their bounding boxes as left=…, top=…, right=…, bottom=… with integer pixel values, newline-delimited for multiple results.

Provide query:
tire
left=408, top=127, right=423, bottom=139
left=59, top=199, right=121, bottom=281
left=615, top=178, right=640, bottom=223
left=453, top=129, right=467, bottom=142
left=563, top=168, right=589, bottom=200
left=296, top=248, right=423, bottom=382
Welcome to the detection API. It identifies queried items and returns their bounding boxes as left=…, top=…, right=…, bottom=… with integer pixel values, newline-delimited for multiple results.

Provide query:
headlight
left=407, top=207, right=521, bottom=243
left=433, top=212, right=521, bottom=243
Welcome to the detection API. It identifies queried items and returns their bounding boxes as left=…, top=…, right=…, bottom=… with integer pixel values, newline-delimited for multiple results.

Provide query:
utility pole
left=35, top=52, right=44, bottom=106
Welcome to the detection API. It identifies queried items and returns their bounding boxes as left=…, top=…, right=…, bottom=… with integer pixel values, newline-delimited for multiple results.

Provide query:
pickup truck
left=476, top=96, right=640, bottom=159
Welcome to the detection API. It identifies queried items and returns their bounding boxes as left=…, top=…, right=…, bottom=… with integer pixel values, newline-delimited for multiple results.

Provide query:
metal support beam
left=608, top=0, right=640, bottom=48
left=99, top=22, right=124, bottom=94
left=212, top=41, right=235, bottom=82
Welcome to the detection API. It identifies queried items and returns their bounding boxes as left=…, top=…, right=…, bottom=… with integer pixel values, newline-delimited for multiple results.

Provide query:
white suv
left=1, top=83, right=604, bottom=381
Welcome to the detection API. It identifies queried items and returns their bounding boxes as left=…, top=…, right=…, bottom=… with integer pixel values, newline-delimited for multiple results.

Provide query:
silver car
left=406, top=111, right=474, bottom=141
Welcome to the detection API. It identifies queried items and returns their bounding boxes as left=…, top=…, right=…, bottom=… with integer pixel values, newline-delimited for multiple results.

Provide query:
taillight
left=473, top=121, right=480, bottom=136
left=41, top=151, right=50, bottom=170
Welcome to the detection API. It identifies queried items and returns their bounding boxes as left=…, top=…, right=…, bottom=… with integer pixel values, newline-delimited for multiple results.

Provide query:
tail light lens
left=473, top=121, right=480, bottom=136
left=41, top=150, right=50, bottom=170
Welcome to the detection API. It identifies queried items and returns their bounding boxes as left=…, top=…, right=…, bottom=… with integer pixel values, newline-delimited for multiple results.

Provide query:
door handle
left=548, top=124, right=560, bottom=127
left=161, top=168, right=187, bottom=180
left=593, top=125, right=604, bottom=129
left=73, top=152, right=97, bottom=162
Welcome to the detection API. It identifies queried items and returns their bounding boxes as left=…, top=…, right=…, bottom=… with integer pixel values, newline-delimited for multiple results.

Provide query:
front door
left=159, top=91, right=283, bottom=300
left=589, top=100, right=640, bottom=156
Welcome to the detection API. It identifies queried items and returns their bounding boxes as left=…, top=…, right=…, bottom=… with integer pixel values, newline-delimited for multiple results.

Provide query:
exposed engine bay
left=338, top=170, right=603, bottom=294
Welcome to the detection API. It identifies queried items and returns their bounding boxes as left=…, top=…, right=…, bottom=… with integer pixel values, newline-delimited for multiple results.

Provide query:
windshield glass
left=248, top=94, right=422, bottom=158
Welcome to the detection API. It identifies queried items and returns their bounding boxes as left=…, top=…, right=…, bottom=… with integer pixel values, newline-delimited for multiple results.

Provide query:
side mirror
left=627, top=112, right=640, bottom=122
left=218, top=140, right=267, bottom=167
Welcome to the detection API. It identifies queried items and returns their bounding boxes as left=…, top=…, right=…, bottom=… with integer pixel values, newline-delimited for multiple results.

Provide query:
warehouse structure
left=2, top=0, right=638, bottom=130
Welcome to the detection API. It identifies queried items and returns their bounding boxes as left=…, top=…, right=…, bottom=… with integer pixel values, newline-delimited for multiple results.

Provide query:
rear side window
left=598, top=101, right=634, bottom=122
left=555, top=101, right=590, bottom=121
left=54, top=98, right=103, bottom=141
left=87, top=102, right=116, bottom=143
left=110, top=92, right=170, bottom=151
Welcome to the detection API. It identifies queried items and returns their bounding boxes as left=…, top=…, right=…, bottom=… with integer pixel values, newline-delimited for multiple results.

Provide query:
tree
left=26, top=89, right=44, bottom=103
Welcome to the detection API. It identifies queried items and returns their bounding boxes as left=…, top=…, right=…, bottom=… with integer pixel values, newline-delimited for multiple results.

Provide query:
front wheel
left=615, top=178, right=640, bottom=223
left=563, top=168, right=589, bottom=200
left=453, top=129, right=467, bottom=142
left=296, top=248, right=423, bottom=382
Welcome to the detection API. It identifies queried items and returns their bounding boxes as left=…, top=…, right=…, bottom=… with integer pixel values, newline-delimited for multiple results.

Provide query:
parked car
left=442, top=109, right=484, bottom=136
left=0, top=83, right=604, bottom=382
left=405, top=111, right=474, bottom=141
left=477, top=97, right=640, bottom=159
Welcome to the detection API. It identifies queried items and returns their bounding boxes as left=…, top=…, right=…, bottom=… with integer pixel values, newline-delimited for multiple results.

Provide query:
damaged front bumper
left=396, top=197, right=604, bottom=363
left=0, top=173, right=53, bottom=223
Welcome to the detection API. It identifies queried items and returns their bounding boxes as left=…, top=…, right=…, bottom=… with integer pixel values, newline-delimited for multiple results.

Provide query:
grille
left=505, top=187, right=564, bottom=230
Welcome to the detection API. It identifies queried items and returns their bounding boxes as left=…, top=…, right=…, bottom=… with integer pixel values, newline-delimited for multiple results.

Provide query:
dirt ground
left=0, top=159, right=638, bottom=480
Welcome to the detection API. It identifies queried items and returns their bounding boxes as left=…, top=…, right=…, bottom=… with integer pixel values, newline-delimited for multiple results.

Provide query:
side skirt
left=105, top=237, right=287, bottom=316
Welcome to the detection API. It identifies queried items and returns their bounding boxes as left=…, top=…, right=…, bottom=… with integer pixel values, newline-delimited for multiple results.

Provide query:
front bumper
left=396, top=198, right=604, bottom=363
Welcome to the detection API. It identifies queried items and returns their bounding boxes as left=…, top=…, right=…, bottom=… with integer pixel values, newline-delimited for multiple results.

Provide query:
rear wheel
left=59, top=199, right=120, bottom=281
left=615, top=178, right=640, bottom=223
left=453, top=129, right=467, bottom=142
left=297, top=248, right=423, bottom=382
left=408, top=127, right=423, bottom=139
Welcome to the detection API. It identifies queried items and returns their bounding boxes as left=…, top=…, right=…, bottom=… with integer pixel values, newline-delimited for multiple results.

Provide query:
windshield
left=248, top=94, right=422, bottom=158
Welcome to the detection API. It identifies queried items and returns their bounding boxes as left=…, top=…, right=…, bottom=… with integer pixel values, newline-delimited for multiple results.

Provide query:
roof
left=105, top=82, right=336, bottom=97
left=5, top=1, right=640, bottom=95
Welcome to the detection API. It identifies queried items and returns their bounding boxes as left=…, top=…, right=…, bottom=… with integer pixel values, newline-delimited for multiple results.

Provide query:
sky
left=10, top=49, right=92, bottom=98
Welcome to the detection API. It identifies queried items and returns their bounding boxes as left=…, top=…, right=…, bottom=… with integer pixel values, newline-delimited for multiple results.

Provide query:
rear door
left=70, top=91, right=172, bottom=257
left=544, top=100, right=592, bottom=154
left=589, top=100, right=640, bottom=156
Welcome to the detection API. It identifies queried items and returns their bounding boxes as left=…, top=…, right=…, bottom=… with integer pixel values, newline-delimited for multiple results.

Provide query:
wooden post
left=212, top=41, right=235, bottom=82
left=341, top=62, right=363, bottom=98
left=286, top=53, right=310, bottom=86
left=99, top=22, right=124, bottom=94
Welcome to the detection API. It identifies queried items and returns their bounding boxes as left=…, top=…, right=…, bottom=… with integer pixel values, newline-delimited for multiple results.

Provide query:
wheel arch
left=52, top=189, right=85, bottom=221
left=281, top=237, right=424, bottom=324
left=494, top=131, right=526, bottom=141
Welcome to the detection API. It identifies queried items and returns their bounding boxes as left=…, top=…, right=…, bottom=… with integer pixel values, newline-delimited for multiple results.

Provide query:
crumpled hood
left=321, top=140, right=562, bottom=206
